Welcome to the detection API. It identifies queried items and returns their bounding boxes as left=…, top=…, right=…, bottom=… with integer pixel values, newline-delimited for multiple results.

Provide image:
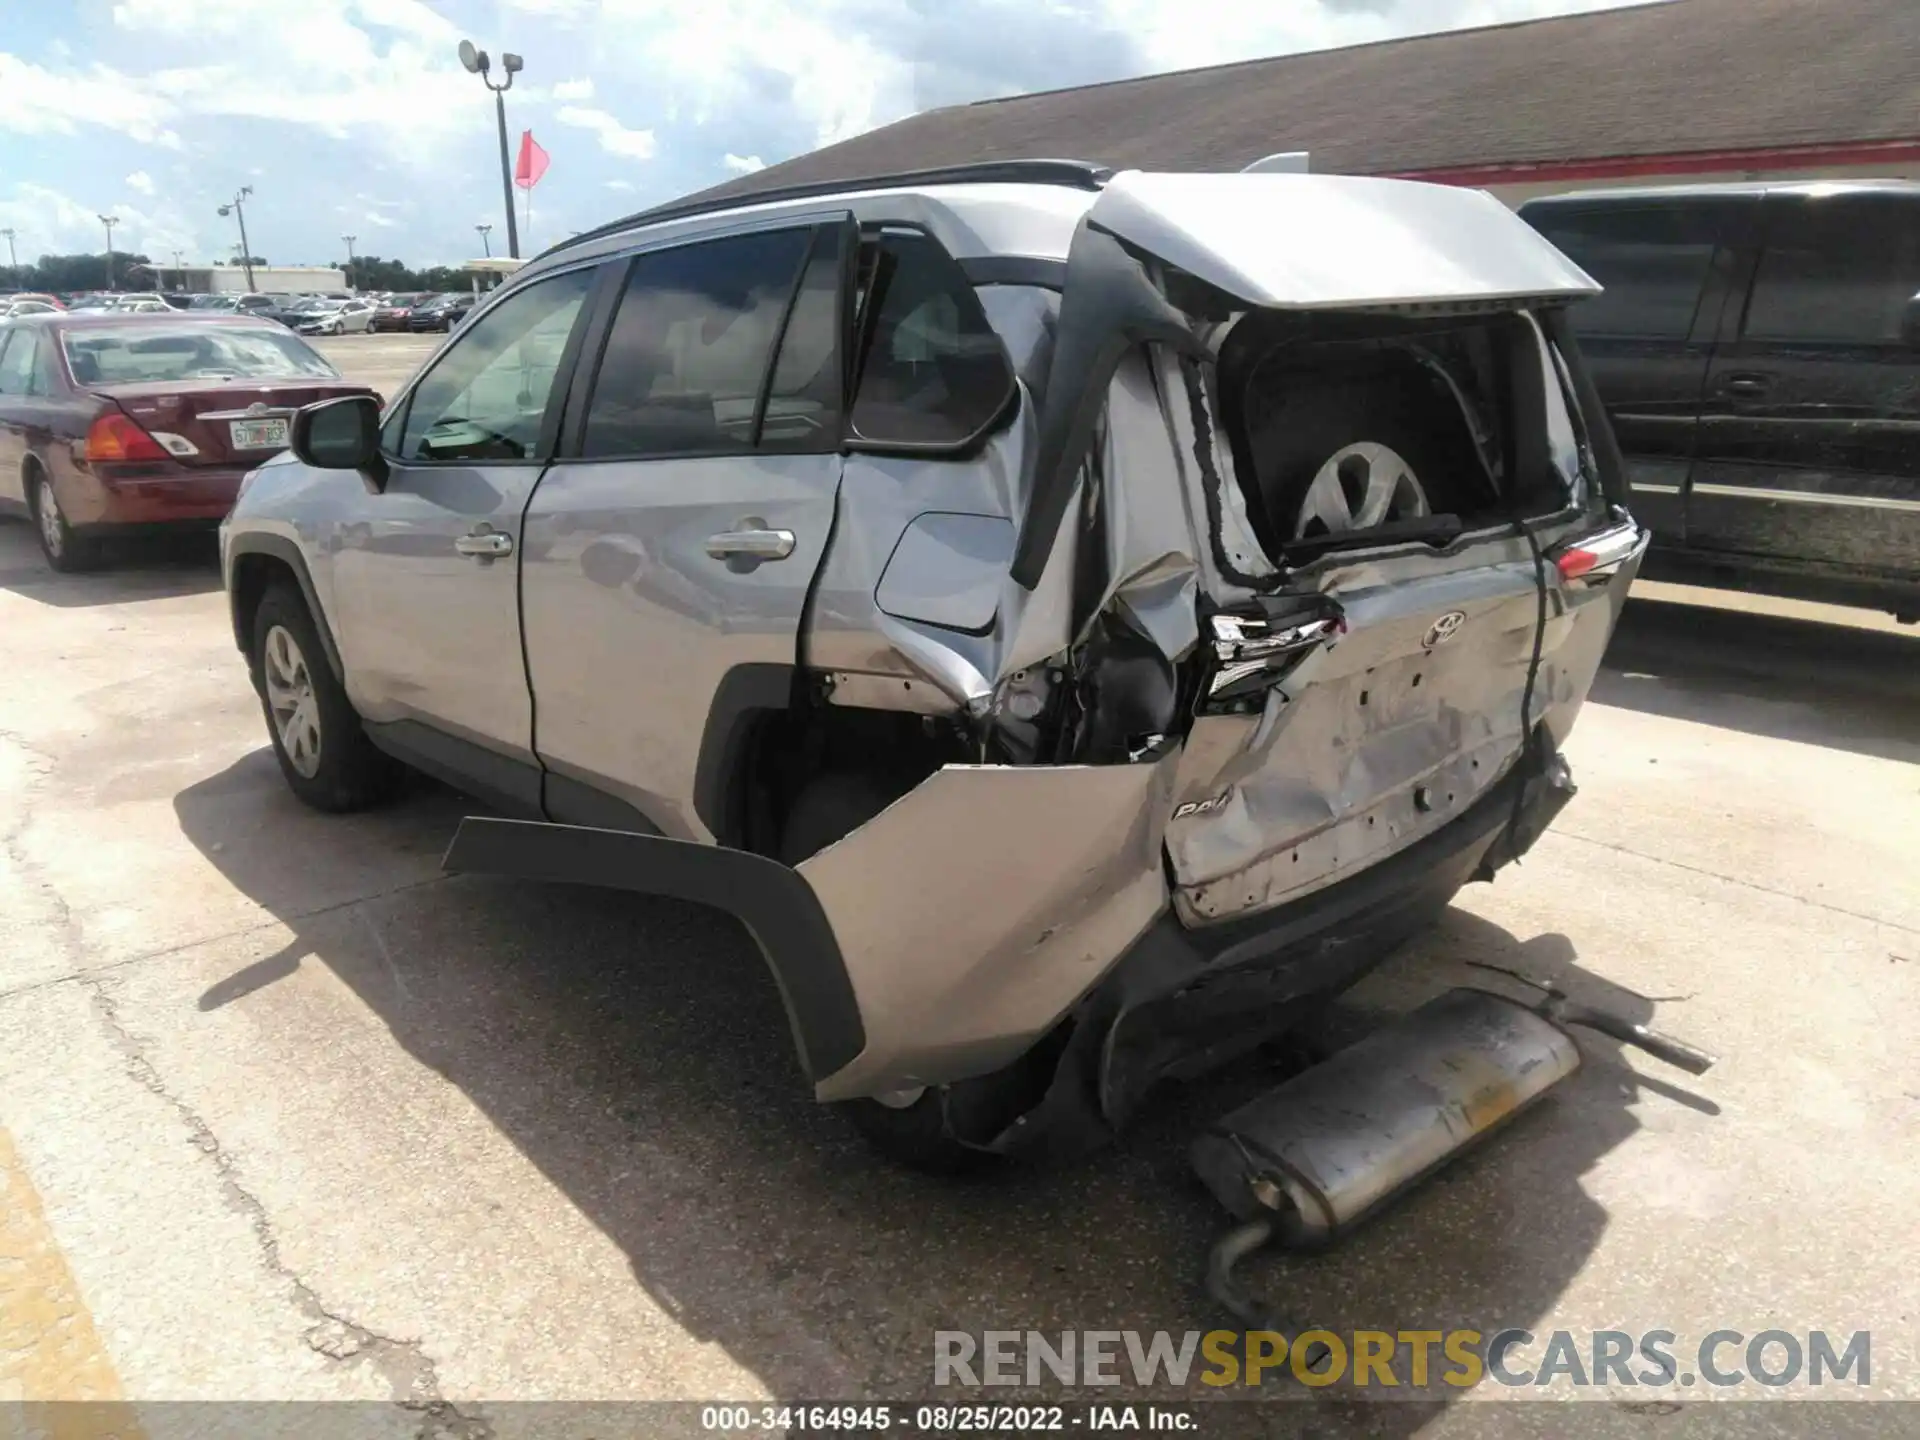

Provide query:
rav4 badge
left=1173, top=793, right=1230, bottom=820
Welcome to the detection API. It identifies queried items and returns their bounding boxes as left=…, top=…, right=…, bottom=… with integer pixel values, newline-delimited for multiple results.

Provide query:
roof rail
left=537, top=158, right=1115, bottom=261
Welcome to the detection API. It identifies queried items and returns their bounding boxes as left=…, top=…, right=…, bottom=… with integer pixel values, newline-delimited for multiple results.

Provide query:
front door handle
left=1723, top=373, right=1772, bottom=397
left=454, top=529, right=513, bottom=558
left=706, top=524, right=796, bottom=564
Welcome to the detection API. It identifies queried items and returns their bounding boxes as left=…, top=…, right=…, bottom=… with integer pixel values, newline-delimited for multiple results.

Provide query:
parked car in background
left=2, top=299, right=60, bottom=319
left=1522, top=180, right=1920, bottom=621
left=160, top=293, right=196, bottom=310
left=295, top=298, right=377, bottom=336
left=108, top=295, right=174, bottom=314
left=221, top=162, right=1645, bottom=1168
left=4, top=293, right=65, bottom=311
left=0, top=313, right=376, bottom=572
left=251, top=296, right=324, bottom=329
left=189, top=295, right=239, bottom=311
left=406, top=292, right=477, bottom=332
left=370, top=292, right=432, bottom=331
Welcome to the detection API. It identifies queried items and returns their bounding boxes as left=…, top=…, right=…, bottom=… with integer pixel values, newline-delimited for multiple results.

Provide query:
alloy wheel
left=1293, top=442, right=1430, bottom=539
left=36, top=477, right=64, bottom=559
left=262, top=624, right=323, bottom=778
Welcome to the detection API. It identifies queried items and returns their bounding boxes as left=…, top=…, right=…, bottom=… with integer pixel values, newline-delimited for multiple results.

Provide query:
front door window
left=395, top=270, right=594, bottom=463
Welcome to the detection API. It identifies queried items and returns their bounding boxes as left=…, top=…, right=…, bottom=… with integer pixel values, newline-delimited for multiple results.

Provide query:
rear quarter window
left=848, top=230, right=1016, bottom=449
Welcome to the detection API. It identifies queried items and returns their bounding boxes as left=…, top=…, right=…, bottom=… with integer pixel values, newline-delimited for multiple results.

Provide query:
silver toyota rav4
left=221, top=161, right=1646, bottom=1171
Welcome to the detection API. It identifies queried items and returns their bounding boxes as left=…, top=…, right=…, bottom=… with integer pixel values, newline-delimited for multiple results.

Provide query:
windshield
left=61, top=325, right=341, bottom=384
left=190, top=296, right=236, bottom=310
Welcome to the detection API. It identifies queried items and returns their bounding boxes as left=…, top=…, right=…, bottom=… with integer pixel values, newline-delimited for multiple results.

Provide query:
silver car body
left=223, top=167, right=1641, bottom=1125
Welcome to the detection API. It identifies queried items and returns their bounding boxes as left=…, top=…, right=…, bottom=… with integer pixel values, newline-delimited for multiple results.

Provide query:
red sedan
left=0, top=312, right=377, bottom=571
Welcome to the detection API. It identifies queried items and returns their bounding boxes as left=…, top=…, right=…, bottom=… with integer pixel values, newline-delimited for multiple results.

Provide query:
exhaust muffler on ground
left=1191, top=985, right=1714, bottom=1331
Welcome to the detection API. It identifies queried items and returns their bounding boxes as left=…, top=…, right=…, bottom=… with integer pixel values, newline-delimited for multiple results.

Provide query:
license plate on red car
left=229, top=418, right=289, bottom=450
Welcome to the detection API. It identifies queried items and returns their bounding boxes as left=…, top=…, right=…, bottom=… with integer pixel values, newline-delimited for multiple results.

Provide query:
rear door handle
left=454, top=529, right=513, bottom=557
left=706, top=525, right=796, bottom=563
left=1722, top=373, right=1772, bottom=397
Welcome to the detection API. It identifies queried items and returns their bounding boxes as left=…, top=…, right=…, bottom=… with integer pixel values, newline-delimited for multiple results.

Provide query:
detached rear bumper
left=444, top=751, right=1182, bottom=1103
left=443, top=738, right=1572, bottom=1124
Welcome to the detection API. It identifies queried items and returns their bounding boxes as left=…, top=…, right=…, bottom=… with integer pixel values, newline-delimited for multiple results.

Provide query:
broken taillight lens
left=84, top=411, right=169, bottom=462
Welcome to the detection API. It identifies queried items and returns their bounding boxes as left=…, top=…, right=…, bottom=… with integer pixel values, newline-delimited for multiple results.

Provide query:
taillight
left=84, top=412, right=169, bottom=462
left=1555, top=548, right=1599, bottom=581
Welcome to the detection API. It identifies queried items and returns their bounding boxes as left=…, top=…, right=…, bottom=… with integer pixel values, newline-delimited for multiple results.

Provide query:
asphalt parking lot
left=1, top=333, right=1917, bottom=1434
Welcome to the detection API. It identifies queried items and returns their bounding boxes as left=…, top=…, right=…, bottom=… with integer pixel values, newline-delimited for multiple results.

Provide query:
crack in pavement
left=3, top=729, right=485, bottom=1436
left=80, top=971, right=494, bottom=1440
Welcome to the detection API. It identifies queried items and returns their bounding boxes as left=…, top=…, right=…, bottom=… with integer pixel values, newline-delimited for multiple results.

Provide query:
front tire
left=250, top=583, right=400, bottom=812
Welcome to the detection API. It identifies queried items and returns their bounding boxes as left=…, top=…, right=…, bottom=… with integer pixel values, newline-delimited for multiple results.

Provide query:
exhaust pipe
left=1191, top=986, right=1713, bottom=1331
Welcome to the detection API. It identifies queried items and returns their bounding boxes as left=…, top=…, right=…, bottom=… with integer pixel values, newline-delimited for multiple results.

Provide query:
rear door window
left=581, top=227, right=827, bottom=458
left=848, top=230, right=1016, bottom=448
left=1744, top=199, right=1920, bottom=345
left=1529, top=204, right=1721, bottom=341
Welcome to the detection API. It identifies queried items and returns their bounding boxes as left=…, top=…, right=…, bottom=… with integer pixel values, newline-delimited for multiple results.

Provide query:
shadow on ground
left=0, top=519, right=222, bottom=607
left=1599, top=596, right=1920, bottom=763
left=172, top=747, right=1716, bottom=1433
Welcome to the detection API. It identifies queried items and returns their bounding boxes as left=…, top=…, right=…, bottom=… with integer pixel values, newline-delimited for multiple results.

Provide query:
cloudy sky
left=1, top=0, right=1648, bottom=270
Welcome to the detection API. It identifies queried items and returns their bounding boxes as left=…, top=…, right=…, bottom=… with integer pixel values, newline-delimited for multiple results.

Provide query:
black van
left=1521, top=181, right=1920, bottom=621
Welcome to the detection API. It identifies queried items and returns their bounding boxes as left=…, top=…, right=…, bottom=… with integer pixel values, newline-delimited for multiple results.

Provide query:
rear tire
left=30, top=470, right=102, bottom=573
left=249, top=583, right=400, bottom=812
left=840, top=1091, right=999, bottom=1176
left=778, top=772, right=1022, bottom=1175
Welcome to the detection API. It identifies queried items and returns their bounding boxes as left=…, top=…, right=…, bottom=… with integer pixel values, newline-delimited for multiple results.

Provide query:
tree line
left=3, top=252, right=482, bottom=293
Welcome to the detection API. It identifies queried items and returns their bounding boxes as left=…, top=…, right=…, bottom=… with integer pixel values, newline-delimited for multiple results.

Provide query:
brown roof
left=695, top=0, right=1920, bottom=204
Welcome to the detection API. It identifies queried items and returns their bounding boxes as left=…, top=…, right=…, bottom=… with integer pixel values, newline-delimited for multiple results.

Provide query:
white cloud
left=557, top=104, right=658, bottom=159
left=0, top=181, right=199, bottom=264
left=126, top=171, right=156, bottom=194
left=552, top=77, right=595, bottom=101
left=604, top=179, right=637, bottom=191
left=722, top=153, right=764, bottom=174
left=0, top=53, right=181, bottom=146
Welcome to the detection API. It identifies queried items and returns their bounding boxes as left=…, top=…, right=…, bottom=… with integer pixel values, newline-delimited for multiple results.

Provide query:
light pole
left=217, top=186, right=256, bottom=291
left=457, top=39, right=523, bottom=260
left=99, top=215, right=119, bottom=291
left=1, top=227, right=16, bottom=281
left=172, top=250, right=184, bottom=290
left=475, top=223, right=492, bottom=257
left=341, top=234, right=357, bottom=291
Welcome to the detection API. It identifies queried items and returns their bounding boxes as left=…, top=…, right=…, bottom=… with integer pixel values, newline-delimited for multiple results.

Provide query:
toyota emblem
left=1423, top=611, right=1467, bottom=648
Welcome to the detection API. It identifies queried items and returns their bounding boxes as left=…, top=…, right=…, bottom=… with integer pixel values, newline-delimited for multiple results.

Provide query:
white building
left=160, top=265, right=349, bottom=296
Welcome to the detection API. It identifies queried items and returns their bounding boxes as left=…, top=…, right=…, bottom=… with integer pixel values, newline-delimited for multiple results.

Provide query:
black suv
left=406, top=292, right=477, bottom=332
left=1521, top=181, right=1920, bottom=621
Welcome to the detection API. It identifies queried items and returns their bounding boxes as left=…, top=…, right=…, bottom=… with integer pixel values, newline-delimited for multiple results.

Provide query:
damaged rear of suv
left=223, top=160, right=1645, bottom=1171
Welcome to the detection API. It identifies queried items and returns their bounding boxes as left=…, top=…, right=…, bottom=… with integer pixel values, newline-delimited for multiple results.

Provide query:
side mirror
left=1902, top=293, right=1920, bottom=348
left=290, top=394, right=388, bottom=491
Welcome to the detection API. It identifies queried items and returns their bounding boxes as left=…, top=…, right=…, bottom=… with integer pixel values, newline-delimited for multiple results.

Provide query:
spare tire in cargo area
left=1241, top=352, right=1498, bottom=547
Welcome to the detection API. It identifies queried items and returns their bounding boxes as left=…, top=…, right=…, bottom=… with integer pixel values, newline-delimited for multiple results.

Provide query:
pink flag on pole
left=513, top=130, right=550, bottom=189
